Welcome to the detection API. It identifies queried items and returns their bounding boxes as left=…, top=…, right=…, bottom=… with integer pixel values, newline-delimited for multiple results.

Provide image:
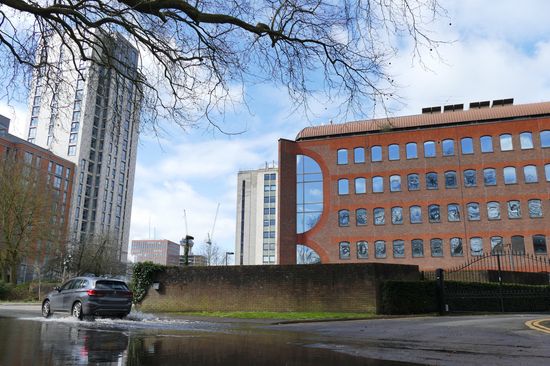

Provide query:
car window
left=68, top=279, right=83, bottom=290
left=95, top=280, right=129, bottom=291
left=60, top=280, right=75, bottom=291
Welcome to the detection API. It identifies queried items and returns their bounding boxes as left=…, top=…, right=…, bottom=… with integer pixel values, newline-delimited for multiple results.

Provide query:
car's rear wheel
left=42, top=300, right=51, bottom=318
left=71, top=301, right=83, bottom=320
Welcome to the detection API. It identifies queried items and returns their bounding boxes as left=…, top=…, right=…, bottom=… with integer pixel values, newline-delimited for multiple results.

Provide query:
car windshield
left=95, top=280, right=129, bottom=291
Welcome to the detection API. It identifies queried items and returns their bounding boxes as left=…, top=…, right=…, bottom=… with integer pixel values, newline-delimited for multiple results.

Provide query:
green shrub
left=0, top=281, right=12, bottom=300
left=130, top=262, right=165, bottom=304
left=380, top=280, right=437, bottom=314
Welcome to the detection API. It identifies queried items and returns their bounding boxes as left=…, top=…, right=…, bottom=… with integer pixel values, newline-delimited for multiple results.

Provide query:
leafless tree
left=197, top=240, right=223, bottom=266
left=0, top=1, right=445, bottom=131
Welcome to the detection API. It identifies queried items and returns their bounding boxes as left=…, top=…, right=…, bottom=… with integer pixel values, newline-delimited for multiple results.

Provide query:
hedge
left=380, top=280, right=437, bottom=314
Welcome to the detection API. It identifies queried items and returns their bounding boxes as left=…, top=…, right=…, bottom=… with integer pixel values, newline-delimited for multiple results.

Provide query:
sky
left=2, top=1, right=550, bottom=262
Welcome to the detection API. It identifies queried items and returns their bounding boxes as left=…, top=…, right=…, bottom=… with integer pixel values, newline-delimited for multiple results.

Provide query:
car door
left=63, top=279, right=86, bottom=310
left=50, top=280, right=74, bottom=311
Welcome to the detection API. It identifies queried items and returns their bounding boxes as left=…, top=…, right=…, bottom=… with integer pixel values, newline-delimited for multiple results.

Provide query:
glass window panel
left=447, top=204, right=461, bottom=221
left=520, top=132, right=534, bottom=149
left=540, top=130, right=550, bottom=148
left=546, top=164, right=550, bottom=181
left=430, top=239, right=443, bottom=257
left=354, top=147, right=365, bottom=163
left=338, top=210, right=350, bottom=226
left=375, top=241, right=386, bottom=258
left=442, top=139, right=454, bottom=156
left=357, top=241, right=369, bottom=259
left=297, top=155, right=323, bottom=234
left=302, top=155, right=322, bottom=173
left=463, top=169, right=477, bottom=187
left=461, top=137, right=473, bottom=154
left=303, top=181, right=323, bottom=202
left=528, top=199, right=542, bottom=218
left=407, top=174, right=420, bottom=191
left=390, top=175, right=401, bottom=192
left=470, top=237, right=483, bottom=256
left=467, top=202, right=480, bottom=221
left=426, top=172, right=438, bottom=189
left=507, top=200, right=521, bottom=218
left=356, top=208, right=367, bottom=225
left=511, top=235, right=525, bottom=254
left=450, top=238, right=463, bottom=256
left=371, top=146, right=382, bottom=162
left=391, top=207, right=403, bottom=224
left=388, top=144, right=400, bottom=161
left=428, top=205, right=441, bottom=223
left=484, top=168, right=497, bottom=185
left=372, top=176, right=383, bottom=193
left=406, top=143, right=417, bottom=159
left=303, top=173, right=323, bottom=182
left=303, top=213, right=321, bottom=231
left=533, top=235, right=547, bottom=255
left=500, top=134, right=513, bottom=151
left=487, top=201, right=501, bottom=220
left=503, top=167, right=517, bottom=184
left=523, top=165, right=538, bottom=183
left=374, top=208, right=385, bottom=225
left=480, top=135, right=493, bottom=153
left=337, top=149, right=348, bottom=164
left=411, top=239, right=424, bottom=257
left=393, top=240, right=405, bottom=258
left=303, top=203, right=323, bottom=212
left=491, top=236, right=504, bottom=254
left=445, top=171, right=457, bottom=188
left=339, top=242, right=351, bottom=259
left=424, top=141, right=436, bottom=157
left=338, top=179, right=349, bottom=195
left=410, top=206, right=422, bottom=223
left=355, top=177, right=367, bottom=194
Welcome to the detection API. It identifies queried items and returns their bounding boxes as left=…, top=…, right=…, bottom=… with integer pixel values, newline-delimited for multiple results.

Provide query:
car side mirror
left=54, top=286, right=60, bottom=292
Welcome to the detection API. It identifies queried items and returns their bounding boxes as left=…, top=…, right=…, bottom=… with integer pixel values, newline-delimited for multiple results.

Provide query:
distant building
left=235, top=165, right=278, bottom=265
left=131, top=239, right=181, bottom=267
left=180, top=255, right=208, bottom=267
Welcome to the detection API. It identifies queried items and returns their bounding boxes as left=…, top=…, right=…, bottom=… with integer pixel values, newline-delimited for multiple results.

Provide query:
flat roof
left=296, top=101, right=550, bottom=140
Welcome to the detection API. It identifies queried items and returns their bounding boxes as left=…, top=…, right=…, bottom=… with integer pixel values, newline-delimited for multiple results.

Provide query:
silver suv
left=42, top=276, right=133, bottom=320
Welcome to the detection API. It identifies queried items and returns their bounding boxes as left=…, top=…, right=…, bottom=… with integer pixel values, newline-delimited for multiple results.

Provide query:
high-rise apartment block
left=235, top=166, right=278, bottom=265
left=23, top=32, right=141, bottom=261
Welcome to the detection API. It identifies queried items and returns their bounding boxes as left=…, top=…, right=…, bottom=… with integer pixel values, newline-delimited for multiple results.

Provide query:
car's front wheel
left=42, top=300, right=51, bottom=318
left=71, top=301, right=83, bottom=320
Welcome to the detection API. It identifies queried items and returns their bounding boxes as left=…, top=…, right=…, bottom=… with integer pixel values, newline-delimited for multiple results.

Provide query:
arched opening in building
left=296, top=244, right=321, bottom=264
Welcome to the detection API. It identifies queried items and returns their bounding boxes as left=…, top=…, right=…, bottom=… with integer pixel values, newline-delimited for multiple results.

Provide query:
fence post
left=496, top=254, right=505, bottom=312
left=435, top=268, right=446, bottom=315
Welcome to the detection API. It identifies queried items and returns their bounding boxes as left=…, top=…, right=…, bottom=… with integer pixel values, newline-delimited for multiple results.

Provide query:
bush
left=0, top=281, right=12, bottom=300
left=380, top=280, right=437, bottom=315
left=130, top=262, right=165, bottom=304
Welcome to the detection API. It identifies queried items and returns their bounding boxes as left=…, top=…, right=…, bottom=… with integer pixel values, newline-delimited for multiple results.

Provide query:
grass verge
left=171, top=311, right=376, bottom=321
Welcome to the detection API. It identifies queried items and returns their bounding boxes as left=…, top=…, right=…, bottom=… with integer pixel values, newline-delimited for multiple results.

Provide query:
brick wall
left=138, top=263, right=419, bottom=313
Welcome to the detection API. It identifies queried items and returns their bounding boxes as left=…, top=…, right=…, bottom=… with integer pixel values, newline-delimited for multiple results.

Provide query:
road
left=0, top=304, right=549, bottom=365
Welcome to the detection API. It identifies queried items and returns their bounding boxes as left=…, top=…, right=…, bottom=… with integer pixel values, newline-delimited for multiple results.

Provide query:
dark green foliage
left=380, top=280, right=437, bottom=314
left=130, top=262, right=165, bottom=304
left=0, top=281, right=11, bottom=300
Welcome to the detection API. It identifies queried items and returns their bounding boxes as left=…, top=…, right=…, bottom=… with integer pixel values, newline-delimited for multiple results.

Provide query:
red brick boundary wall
left=138, top=263, right=419, bottom=313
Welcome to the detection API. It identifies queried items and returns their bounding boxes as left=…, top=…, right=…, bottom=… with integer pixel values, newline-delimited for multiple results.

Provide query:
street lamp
left=225, top=252, right=234, bottom=266
left=180, top=235, right=194, bottom=266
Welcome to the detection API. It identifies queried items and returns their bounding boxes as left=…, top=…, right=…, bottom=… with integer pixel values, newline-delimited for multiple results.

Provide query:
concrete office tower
left=235, top=165, right=278, bottom=265
left=22, top=32, right=141, bottom=262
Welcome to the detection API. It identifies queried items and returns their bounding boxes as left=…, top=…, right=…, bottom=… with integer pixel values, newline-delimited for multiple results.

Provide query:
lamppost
left=225, top=252, right=234, bottom=266
left=180, top=235, right=194, bottom=266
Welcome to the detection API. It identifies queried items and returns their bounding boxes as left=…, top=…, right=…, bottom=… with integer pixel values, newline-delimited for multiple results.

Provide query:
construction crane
left=206, top=203, right=220, bottom=246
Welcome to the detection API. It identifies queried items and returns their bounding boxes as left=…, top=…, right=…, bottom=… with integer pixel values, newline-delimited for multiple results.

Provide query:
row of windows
left=338, top=199, right=543, bottom=226
left=339, top=235, right=548, bottom=260
left=337, top=165, right=550, bottom=194
left=337, top=131, right=550, bottom=164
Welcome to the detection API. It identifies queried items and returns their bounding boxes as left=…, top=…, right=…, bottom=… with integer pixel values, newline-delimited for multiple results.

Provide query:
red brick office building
left=278, top=100, right=550, bottom=270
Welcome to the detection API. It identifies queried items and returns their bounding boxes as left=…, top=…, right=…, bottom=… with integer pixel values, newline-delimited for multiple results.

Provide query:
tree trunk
left=9, top=265, right=17, bottom=284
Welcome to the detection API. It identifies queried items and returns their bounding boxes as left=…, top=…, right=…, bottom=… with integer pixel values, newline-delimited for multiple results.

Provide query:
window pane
left=410, top=206, right=422, bottom=223
left=355, top=177, right=367, bottom=194
left=500, top=134, right=513, bottom=151
left=503, top=167, right=517, bottom=184
left=406, top=143, right=417, bottom=159
left=428, top=205, right=440, bottom=223
left=461, top=137, right=473, bottom=154
left=463, top=169, right=477, bottom=187
left=372, top=176, right=383, bottom=193
left=447, top=204, right=461, bottom=221
left=407, top=174, right=420, bottom=190
left=375, top=241, right=386, bottom=258
left=523, top=165, right=538, bottom=183
left=507, top=200, right=521, bottom=218
left=339, top=242, right=351, bottom=259
left=520, top=132, right=534, bottom=149
left=356, top=209, right=367, bottom=225
left=411, top=239, right=424, bottom=257
left=491, top=236, right=504, bottom=254
left=390, top=175, right=401, bottom=192
left=388, top=144, right=400, bottom=161
left=371, top=146, right=382, bottom=162
left=487, top=202, right=501, bottom=220
left=391, top=207, right=403, bottom=224
left=450, top=238, right=463, bottom=256
left=430, top=239, right=443, bottom=257
left=393, top=240, right=405, bottom=258
left=337, top=149, right=348, bottom=164
left=484, top=168, right=497, bottom=185
left=357, top=241, right=369, bottom=259
left=426, top=172, right=438, bottom=189
left=445, top=171, right=457, bottom=188
left=442, top=139, right=454, bottom=156
left=338, top=179, right=349, bottom=195
left=470, top=237, right=483, bottom=256
left=546, top=164, right=550, bottom=181
left=354, top=147, right=365, bottom=163
left=424, top=141, right=436, bottom=157
left=467, top=203, right=480, bottom=221
left=480, top=136, right=493, bottom=153
left=511, top=235, right=525, bottom=254
left=540, top=130, right=550, bottom=148
left=528, top=199, right=543, bottom=218
left=338, top=210, right=350, bottom=226
left=533, top=235, right=547, bottom=255
left=374, top=208, right=385, bottom=225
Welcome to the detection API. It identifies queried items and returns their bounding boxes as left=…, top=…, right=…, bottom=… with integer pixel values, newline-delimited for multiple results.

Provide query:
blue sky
left=2, top=1, right=550, bottom=262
